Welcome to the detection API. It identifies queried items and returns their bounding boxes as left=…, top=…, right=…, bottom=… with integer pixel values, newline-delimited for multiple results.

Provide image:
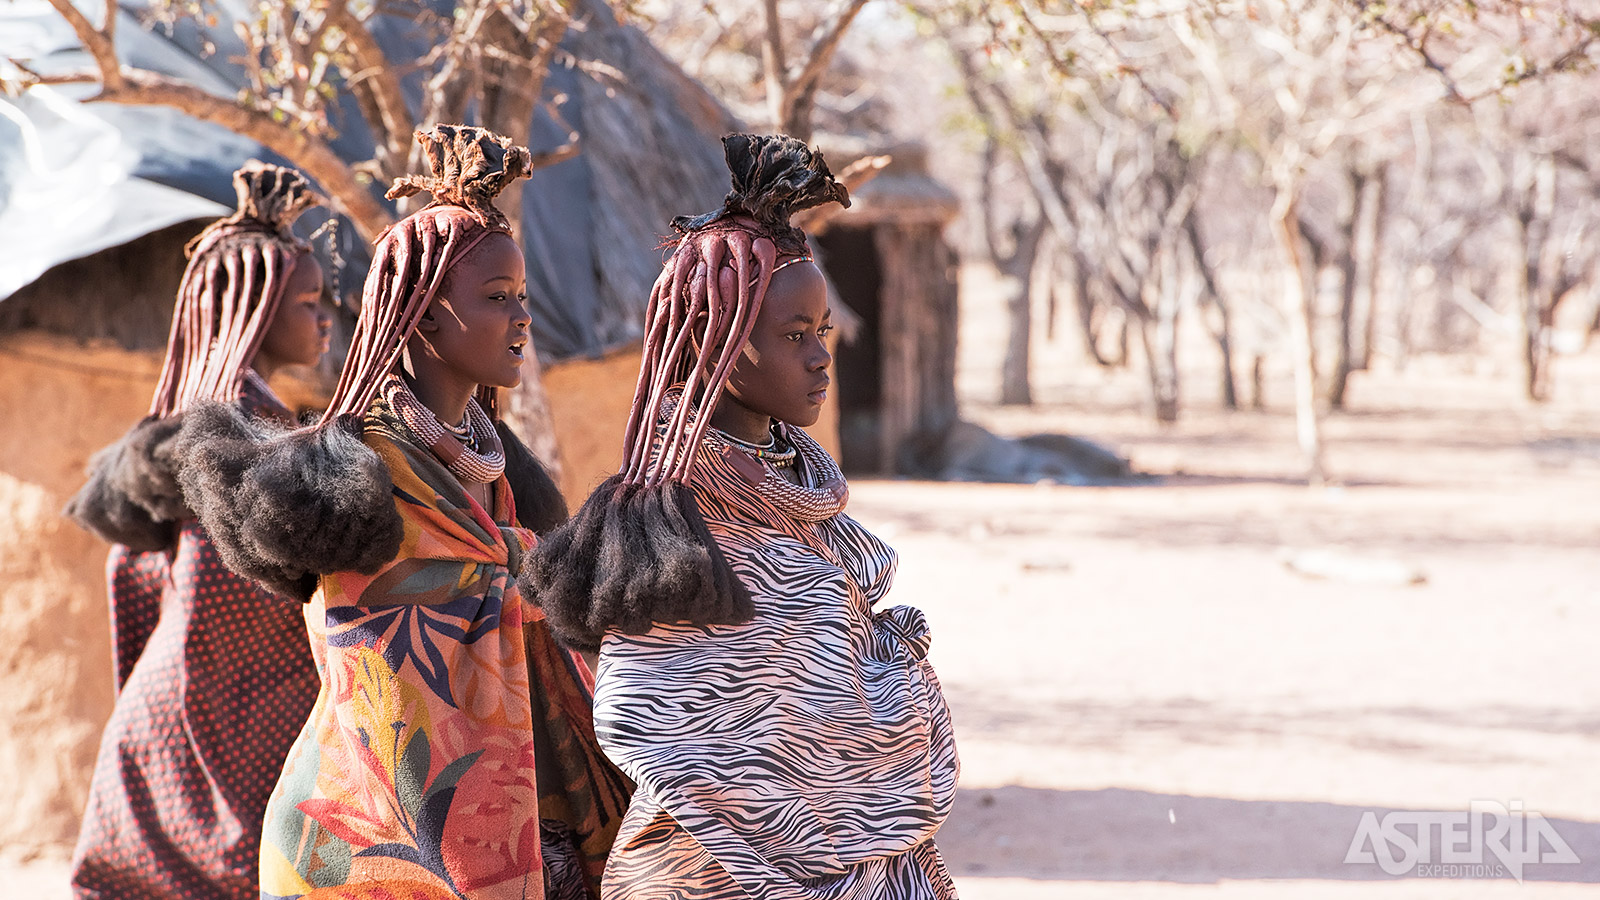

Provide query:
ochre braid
left=148, top=161, right=322, bottom=418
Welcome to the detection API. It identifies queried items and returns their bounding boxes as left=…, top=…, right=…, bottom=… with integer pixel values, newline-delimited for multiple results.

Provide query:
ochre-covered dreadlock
left=525, top=133, right=849, bottom=651
left=148, top=161, right=323, bottom=418
left=173, top=125, right=563, bottom=602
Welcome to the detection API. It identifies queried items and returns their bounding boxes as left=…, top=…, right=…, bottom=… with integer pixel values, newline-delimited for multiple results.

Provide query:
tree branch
left=782, top=0, right=870, bottom=136
left=44, top=0, right=122, bottom=90
left=762, top=0, right=789, bottom=130
left=5, top=59, right=97, bottom=87
left=94, top=71, right=392, bottom=240
left=789, top=0, right=870, bottom=101
left=322, top=0, right=415, bottom=175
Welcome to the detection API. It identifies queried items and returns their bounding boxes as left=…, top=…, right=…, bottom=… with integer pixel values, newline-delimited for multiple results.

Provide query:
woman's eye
left=818, top=324, right=834, bottom=337
left=786, top=332, right=803, bottom=343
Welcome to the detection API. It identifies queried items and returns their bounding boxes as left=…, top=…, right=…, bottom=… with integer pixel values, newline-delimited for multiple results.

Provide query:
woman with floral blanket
left=178, top=125, right=629, bottom=900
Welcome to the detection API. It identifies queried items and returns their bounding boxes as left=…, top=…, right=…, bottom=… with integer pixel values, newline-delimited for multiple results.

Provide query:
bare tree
left=10, top=0, right=579, bottom=242
left=760, top=0, right=872, bottom=139
left=974, top=137, right=1047, bottom=405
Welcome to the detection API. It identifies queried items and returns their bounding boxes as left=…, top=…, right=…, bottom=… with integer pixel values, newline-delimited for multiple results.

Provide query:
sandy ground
left=8, top=307, right=1600, bottom=897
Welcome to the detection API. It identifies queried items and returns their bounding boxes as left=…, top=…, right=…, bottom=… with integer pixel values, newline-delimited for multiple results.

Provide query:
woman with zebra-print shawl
left=525, top=133, right=960, bottom=899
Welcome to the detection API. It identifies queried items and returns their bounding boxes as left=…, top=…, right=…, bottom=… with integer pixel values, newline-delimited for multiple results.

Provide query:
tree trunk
left=999, top=222, right=1047, bottom=405
left=1069, top=248, right=1111, bottom=366
left=1327, top=174, right=1360, bottom=411
left=477, top=9, right=570, bottom=474
left=1518, top=154, right=1557, bottom=403
left=1184, top=211, right=1237, bottom=410
left=1143, top=248, right=1181, bottom=423
left=1352, top=164, right=1387, bottom=372
left=1329, top=164, right=1385, bottom=409
left=1272, top=188, right=1327, bottom=486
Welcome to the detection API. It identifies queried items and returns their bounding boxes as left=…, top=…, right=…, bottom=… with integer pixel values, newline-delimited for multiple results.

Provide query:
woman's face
left=721, top=260, right=833, bottom=427
left=256, top=251, right=331, bottom=369
left=416, top=232, right=531, bottom=391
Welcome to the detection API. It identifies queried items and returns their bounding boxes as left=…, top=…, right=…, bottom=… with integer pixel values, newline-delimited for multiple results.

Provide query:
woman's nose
left=810, top=339, right=832, bottom=371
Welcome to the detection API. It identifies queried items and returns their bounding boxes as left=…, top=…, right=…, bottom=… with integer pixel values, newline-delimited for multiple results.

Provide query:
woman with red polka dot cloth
left=64, top=161, right=332, bottom=900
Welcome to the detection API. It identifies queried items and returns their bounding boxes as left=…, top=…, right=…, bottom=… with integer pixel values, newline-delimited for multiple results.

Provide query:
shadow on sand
left=939, top=786, right=1600, bottom=884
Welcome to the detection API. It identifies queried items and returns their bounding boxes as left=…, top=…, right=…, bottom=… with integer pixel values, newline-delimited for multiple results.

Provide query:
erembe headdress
left=171, top=125, right=563, bottom=602
left=149, top=161, right=323, bottom=418
left=525, top=133, right=850, bottom=651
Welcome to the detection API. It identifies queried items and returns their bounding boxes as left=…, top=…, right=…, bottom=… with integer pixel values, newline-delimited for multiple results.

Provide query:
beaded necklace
left=710, top=425, right=798, bottom=467
left=382, top=373, right=505, bottom=484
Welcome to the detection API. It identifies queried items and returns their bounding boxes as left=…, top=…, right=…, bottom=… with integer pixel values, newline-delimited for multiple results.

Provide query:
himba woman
left=524, top=133, right=960, bottom=899
left=64, top=161, right=331, bottom=899
left=174, top=125, right=629, bottom=900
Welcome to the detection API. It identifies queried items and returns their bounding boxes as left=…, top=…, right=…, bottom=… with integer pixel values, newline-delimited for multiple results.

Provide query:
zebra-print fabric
left=593, top=424, right=960, bottom=899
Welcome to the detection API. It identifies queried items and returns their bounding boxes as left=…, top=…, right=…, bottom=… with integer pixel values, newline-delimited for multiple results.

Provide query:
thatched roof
left=0, top=0, right=737, bottom=362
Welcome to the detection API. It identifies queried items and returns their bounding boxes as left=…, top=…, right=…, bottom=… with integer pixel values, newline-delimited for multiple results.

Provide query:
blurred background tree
left=645, top=0, right=1595, bottom=484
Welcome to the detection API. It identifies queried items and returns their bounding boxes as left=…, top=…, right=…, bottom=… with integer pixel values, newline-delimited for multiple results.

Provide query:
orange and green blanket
left=261, top=403, right=629, bottom=900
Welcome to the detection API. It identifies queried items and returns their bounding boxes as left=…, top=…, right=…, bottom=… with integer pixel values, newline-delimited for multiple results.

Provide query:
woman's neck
left=250, top=352, right=283, bottom=384
left=403, top=362, right=474, bottom=428
left=709, top=393, right=774, bottom=445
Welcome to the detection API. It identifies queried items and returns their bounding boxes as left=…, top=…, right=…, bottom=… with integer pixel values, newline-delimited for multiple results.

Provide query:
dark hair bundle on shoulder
left=64, top=415, right=189, bottom=551
left=172, top=403, right=403, bottom=602
left=523, top=476, right=750, bottom=652
left=523, top=133, right=848, bottom=650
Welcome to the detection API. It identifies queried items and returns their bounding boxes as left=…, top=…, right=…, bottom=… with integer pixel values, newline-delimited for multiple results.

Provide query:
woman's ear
left=416, top=303, right=440, bottom=333
left=688, top=309, right=711, bottom=358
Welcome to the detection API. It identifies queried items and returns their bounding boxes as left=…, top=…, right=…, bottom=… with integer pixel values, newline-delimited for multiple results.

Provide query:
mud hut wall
left=0, top=336, right=159, bottom=852
left=875, top=222, right=960, bottom=473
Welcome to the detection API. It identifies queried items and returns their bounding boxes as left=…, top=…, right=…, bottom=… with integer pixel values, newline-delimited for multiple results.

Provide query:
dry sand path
left=875, top=338, right=1600, bottom=898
